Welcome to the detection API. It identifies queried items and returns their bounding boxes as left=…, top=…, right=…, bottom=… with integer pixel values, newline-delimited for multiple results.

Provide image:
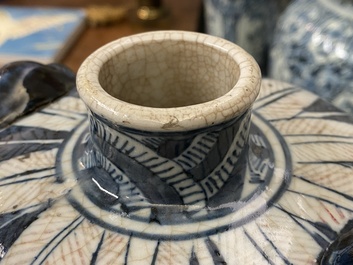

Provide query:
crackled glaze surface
left=1, top=79, right=353, bottom=264
left=0, top=31, right=353, bottom=264
left=77, top=31, right=261, bottom=132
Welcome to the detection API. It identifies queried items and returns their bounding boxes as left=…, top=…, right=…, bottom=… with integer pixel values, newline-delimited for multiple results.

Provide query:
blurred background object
left=0, top=0, right=202, bottom=72
left=129, top=0, right=171, bottom=29
left=0, top=6, right=85, bottom=66
left=135, top=0, right=165, bottom=21
left=85, top=5, right=127, bottom=27
left=269, top=0, right=353, bottom=113
left=202, top=0, right=282, bottom=74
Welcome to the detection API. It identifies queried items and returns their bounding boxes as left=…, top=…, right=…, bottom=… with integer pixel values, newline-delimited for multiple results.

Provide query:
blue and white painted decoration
left=270, top=0, right=353, bottom=113
left=0, top=31, right=353, bottom=264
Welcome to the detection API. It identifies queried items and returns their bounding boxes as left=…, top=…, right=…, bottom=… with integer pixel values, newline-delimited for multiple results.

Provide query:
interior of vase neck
left=98, top=39, right=240, bottom=108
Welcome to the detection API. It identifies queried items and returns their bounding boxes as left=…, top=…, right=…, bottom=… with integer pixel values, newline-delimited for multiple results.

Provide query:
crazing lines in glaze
left=1, top=81, right=353, bottom=263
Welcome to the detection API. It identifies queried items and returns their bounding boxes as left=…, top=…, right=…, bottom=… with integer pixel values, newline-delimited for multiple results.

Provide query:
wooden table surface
left=1, top=0, right=202, bottom=72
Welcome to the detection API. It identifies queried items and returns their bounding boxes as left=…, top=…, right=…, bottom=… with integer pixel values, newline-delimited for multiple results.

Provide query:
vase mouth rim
left=77, top=30, right=261, bottom=132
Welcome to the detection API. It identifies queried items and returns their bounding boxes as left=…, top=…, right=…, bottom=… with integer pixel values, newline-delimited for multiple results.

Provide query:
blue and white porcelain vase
left=203, top=0, right=278, bottom=72
left=269, top=0, right=353, bottom=113
left=1, top=31, right=353, bottom=264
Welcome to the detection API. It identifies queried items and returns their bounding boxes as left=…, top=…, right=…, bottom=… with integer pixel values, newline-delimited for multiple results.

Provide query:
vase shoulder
left=0, top=75, right=353, bottom=264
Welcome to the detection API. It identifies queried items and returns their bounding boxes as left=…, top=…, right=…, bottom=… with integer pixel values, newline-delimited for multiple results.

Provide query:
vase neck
left=85, top=108, right=251, bottom=207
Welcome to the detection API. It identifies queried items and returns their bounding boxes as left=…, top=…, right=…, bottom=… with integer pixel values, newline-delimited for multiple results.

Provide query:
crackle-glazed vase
left=0, top=31, right=353, bottom=264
